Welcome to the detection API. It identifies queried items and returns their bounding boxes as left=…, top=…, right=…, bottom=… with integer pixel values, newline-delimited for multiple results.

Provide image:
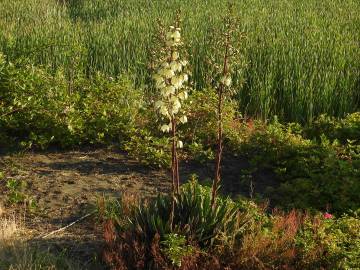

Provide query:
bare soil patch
left=0, top=148, right=275, bottom=268
left=0, top=148, right=172, bottom=268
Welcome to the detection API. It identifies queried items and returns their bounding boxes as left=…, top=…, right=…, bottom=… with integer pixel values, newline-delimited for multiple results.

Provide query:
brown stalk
left=211, top=31, right=231, bottom=208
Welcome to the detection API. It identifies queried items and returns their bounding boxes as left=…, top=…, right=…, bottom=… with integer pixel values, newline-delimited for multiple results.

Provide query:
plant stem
left=170, top=116, right=179, bottom=229
left=211, top=32, right=230, bottom=208
left=171, top=117, right=180, bottom=194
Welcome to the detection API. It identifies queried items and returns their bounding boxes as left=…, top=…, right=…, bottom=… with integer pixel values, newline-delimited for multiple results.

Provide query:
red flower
left=323, top=212, right=333, bottom=219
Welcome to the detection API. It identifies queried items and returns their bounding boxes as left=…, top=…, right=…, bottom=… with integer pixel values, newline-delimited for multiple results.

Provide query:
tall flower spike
left=153, top=18, right=190, bottom=228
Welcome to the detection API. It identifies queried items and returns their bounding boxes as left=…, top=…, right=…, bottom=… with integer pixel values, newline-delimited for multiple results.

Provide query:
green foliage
left=305, top=112, right=360, bottom=143
left=3, top=178, right=37, bottom=211
left=114, top=180, right=252, bottom=249
left=0, top=55, right=142, bottom=149
left=187, top=141, right=214, bottom=164
left=5, top=179, right=26, bottom=204
left=182, top=89, right=238, bottom=144
left=1, top=0, right=359, bottom=122
left=161, top=233, right=193, bottom=267
left=105, top=185, right=360, bottom=269
left=296, top=212, right=360, bottom=269
left=124, top=128, right=171, bottom=168
left=236, top=116, right=360, bottom=214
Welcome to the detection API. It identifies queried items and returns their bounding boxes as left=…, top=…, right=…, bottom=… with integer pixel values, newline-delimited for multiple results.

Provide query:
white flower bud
left=221, top=76, right=232, bottom=87
left=172, top=51, right=179, bottom=61
left=163, top=86, right=175, bottom=97
left=170, top=61, right=182, bottom=72
left=180, top=60, right=188, bottom=67
left=177, top=140, right=183, bottom=148
left=171, top=101, right=181, bottom=114
left=156, top=79, right=166, bottom=89
left=171, top=76, right=183, bottom=89
left=163, top=68, right=175, bottom=79
left=161, top=124, right=170, bottom=133
left=178, top=91, right=188, bottom=100
left=172, top=31, right=181, bottom=40
left=180, top=115, right=188, bottom=124
left=160, top=105, right=169, bottom=116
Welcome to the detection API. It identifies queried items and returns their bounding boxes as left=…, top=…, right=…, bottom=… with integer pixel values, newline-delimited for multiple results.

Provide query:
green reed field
left=0, top=0, right=359, bottom=122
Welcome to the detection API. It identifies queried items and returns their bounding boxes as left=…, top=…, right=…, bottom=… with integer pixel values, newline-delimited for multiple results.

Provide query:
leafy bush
left=305, top=112, right=360, bottom=143
left=0, top=54, right=142, bottom=149
left=124, top=128, right=171, bottom=168
left=296, top=211, right=360, bottom=269
left=234, top=117, right=360, bottom=214
left=182, top=89, right=239, bottom=146
left=161, top=233, right=194, bottom=267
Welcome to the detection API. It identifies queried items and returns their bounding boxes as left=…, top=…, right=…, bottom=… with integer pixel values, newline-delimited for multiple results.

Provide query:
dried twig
left=42, top=210, right=95, bottom=239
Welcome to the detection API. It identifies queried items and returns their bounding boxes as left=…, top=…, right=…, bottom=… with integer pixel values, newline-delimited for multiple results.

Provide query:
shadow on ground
left=0, top=147, right=278, bottom=269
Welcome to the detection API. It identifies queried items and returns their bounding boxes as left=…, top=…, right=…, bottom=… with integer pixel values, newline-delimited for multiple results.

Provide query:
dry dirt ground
left=0, top=148, right=172, bottom=268
left=0, top=147, right=275, bottom=268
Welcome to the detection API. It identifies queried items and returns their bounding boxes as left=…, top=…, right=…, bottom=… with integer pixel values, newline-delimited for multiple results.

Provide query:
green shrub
left=103, top=185, right=360, bottom=269
left=0, top=54, right=142, bottom=149
left=236, top=117, right=360, bottom=214
left=296, top=212, right=360, bottom=269
left=305, top=112, right=360, bottom=143
left=161, top=233, right=194, bottom=267
left=182, top=89, right=238, bottom=146
left=124, top=128, right=171, bottom=168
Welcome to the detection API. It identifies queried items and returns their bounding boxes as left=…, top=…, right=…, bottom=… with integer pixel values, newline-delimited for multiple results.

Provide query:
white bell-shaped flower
left=163, top=68, right=175, bottom=79
left=180, top=115, right=188, bottom=124
left=180, top=60, right=188, bottom=67
left=171, top=76, right=183, bottom=89
left=155, top=79, right=166, bottom=89
left=177, top=140, right=183, bottom=148
left=178, top=91, right=188, bottom=100
left=171, top=99, right=181, bottom=114
left=159, top=105, right=169, bottom=117
left=170, top=61, right=182, bottom=72
left=172, top=51, right=179, bottom=61
left=161, top=124, right=170, bottom=133
left=163, top=86, right=176, bottom=97
left=221, top=76, right=232, bottom=87
left=172, top=31, right=181, bottom=41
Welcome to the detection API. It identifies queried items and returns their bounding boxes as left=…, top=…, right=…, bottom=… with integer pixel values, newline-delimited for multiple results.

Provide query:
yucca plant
left=209, top=3, right=245, bottom=207
left=125, top=178, right=251, bottom=249
left=175, top=178, right=251, bottom=248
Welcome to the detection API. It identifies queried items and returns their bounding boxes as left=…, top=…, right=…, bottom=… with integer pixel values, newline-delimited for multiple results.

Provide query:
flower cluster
left=323, top=212, right=333, bottom=219
left=153, top=26, right=189, bottom=148
left=220, top=75, right=232, bottom=87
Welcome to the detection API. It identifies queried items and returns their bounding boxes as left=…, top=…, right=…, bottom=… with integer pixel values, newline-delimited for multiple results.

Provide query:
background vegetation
left=0, top=0, right=359, bottom=122
left=1, top=1, right=359, bottom=268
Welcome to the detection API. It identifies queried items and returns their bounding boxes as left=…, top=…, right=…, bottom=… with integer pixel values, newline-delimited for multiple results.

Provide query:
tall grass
left=0, top=0, right=359, bottom=122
